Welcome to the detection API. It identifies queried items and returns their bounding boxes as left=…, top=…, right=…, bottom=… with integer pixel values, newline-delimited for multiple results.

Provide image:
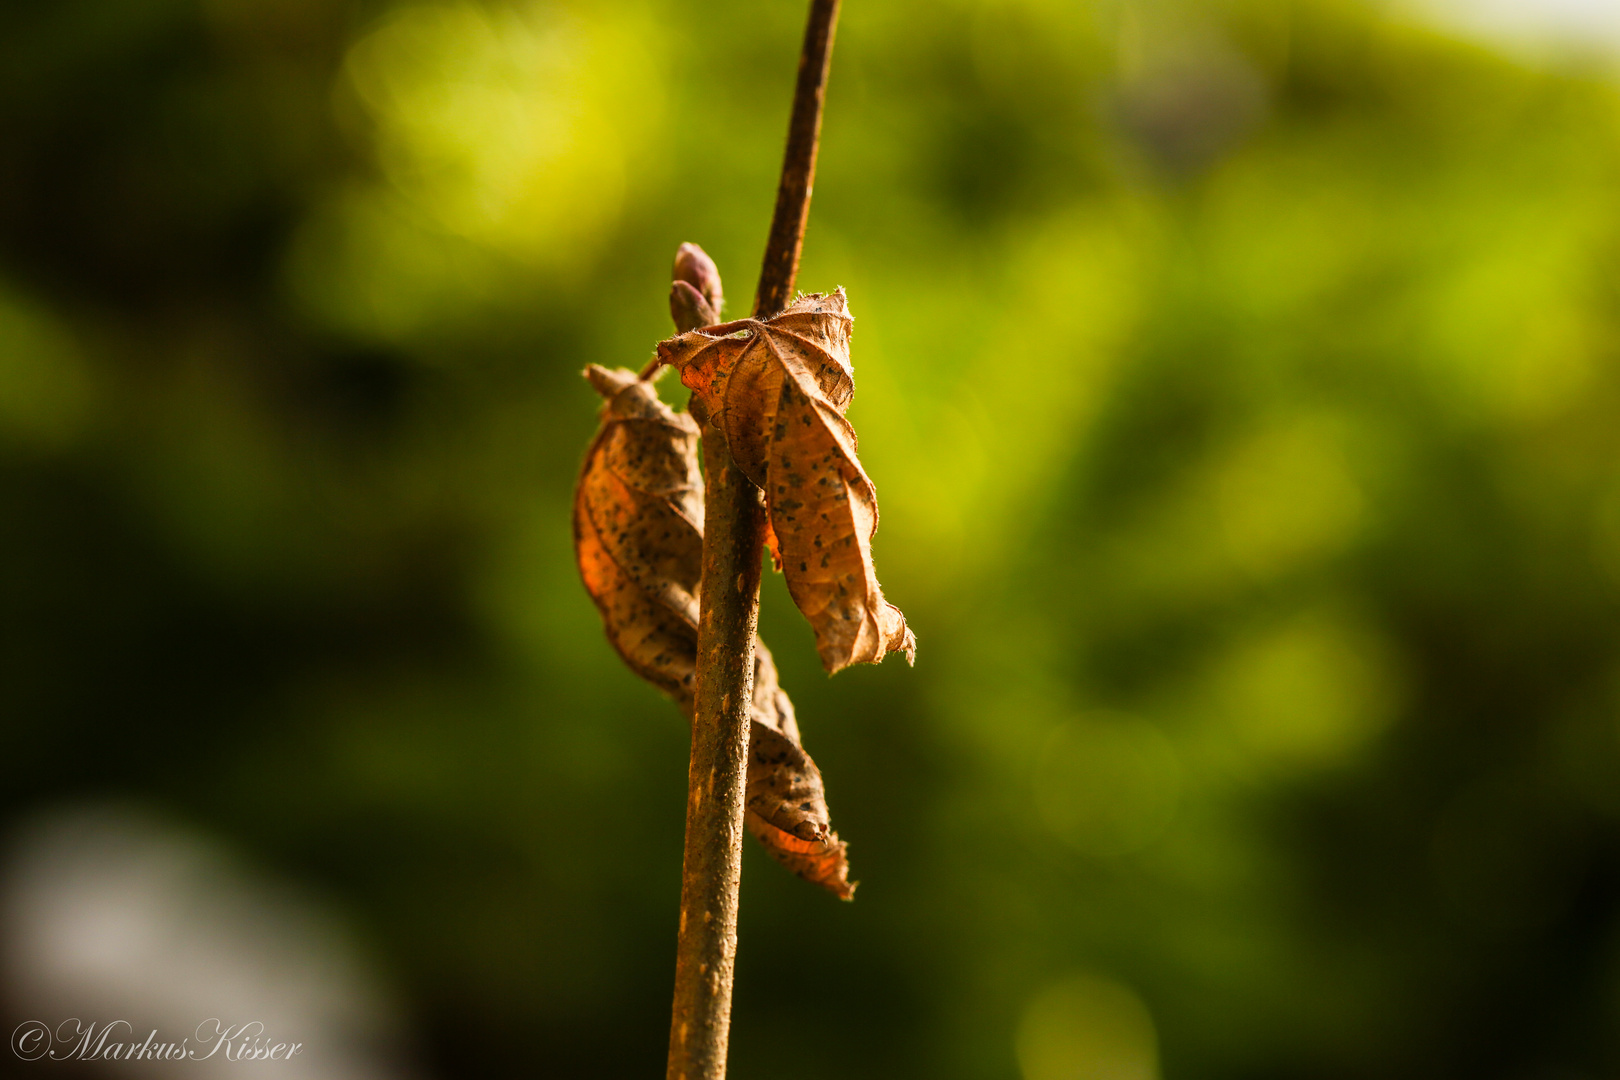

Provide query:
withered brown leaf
left=655, top=289, right=917, bottom=674
left=573, top=364, right=853, bottom=898
left=746, top=641, right=853, bottom=898
left=574, top=365, right=704, bottom=705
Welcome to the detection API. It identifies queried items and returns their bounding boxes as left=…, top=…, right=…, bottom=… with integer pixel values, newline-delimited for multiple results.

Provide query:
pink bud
left=672, top=243, right=723, bottom=319
left=670, top=280, right=719, bottom=334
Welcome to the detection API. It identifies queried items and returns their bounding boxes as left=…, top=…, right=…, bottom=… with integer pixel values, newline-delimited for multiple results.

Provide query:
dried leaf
left=656, top=289, right=917, bottom=674
left=574, top=365, right=705, bottom=706
left=574, top=364, right=854, bottom=897
left=746, top=641, right=854, bottom=899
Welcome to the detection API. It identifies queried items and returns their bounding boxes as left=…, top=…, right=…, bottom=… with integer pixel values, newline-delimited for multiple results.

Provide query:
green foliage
left=2, top=0, right=1619, bottom=1076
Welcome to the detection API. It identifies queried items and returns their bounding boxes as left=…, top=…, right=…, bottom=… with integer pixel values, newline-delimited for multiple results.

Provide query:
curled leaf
left=574, top=365, right=705, bottom=705
left=746, top=641, right=854, bottom=898
left=656, top=288, right=917, bottom=674
left=573, top=364, right=854, bottom=897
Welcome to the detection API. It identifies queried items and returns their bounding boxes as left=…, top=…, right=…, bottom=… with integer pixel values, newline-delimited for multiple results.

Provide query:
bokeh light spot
left=1016, top=972, right=1159, bottom=1080
left=1217, top=418, right=1364, bottom=579
left=343, top=1, right=657, bottom=266
left=0, top=288, right=91, bottom=450
left=1209, top=610, right=1401, bottom=769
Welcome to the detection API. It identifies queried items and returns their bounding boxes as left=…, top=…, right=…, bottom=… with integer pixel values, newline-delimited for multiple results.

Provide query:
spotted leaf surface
left=573, top=364, right=853, bottom=896
left=657, top=289, right=916, bottom=674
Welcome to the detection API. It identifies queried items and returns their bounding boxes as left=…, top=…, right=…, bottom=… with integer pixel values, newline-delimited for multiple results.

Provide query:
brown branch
left=665, top=4, right=841, bottom=1079
left=755, top=0, right=841, bottom=319
left=664, top=435, right=763, bottom=1080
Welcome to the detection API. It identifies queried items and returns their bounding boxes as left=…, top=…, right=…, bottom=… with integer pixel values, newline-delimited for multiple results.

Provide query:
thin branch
left=664, top=435, right=763, bottom=1080
left=665, top=4, right=841, bottom=1080
left=756, top=0, right=841, bottom=319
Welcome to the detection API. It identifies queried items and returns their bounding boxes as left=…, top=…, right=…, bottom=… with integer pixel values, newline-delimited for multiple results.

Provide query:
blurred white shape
left=1016, top=972, right=1159, bottom=1080
left=1412, top=0, right=1620, bottom=57
left=1, top=805, right=414, bottom=1080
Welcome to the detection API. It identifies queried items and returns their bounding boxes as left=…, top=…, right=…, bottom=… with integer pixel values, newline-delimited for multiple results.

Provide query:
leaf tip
left=763, top=519, right=784, bottom=572
left=583, top=364, right=637, bottom=400
left=893, top=610, right=918, bottom=666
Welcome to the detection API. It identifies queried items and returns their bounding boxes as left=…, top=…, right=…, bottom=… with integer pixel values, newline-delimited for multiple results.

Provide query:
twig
left=665, top=4, right=841, bottom=1079
left=756, top=0, right=841, bottom=319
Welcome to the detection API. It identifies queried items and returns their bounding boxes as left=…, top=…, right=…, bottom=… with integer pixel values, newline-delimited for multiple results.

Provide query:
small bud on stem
left=645, top=245, right=725, bottom=380
left=674, top=242, right=724, bottom=317
left=671, top=280, right=720, bottom=334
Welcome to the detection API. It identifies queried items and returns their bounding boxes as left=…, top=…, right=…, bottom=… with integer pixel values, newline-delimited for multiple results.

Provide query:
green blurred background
left=3, top=0, right=1620, bottom=1076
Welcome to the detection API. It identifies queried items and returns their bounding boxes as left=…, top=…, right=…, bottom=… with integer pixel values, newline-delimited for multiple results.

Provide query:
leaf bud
left=672, top=242, right=723, bottom=320
left=670, top=280, right=719, bottom=334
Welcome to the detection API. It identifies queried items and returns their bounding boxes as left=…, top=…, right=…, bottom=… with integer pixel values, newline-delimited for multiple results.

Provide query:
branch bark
left=755, top=0, right=841, bottom=319
left=665, top=3, right=841, bottom=1079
